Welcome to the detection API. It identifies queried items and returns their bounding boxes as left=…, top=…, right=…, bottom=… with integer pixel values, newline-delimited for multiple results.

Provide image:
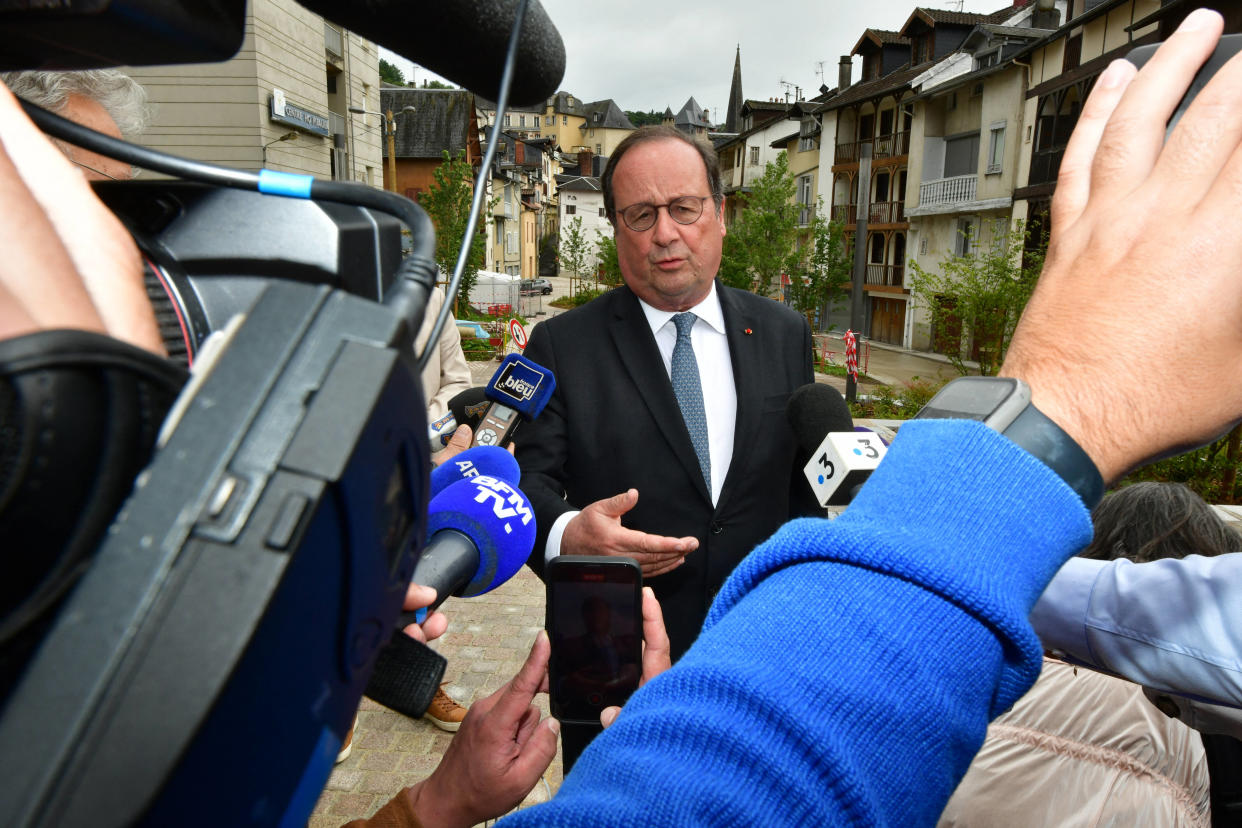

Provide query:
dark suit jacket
left=517, top=282, right=814, bottom=659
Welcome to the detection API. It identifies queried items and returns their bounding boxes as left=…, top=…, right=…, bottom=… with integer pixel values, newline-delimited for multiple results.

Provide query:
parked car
left=520, top=278, right=553, bottom=295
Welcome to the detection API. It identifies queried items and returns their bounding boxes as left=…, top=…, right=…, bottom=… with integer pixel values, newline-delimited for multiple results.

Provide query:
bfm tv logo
left=492, top=360, right=544, bottom=404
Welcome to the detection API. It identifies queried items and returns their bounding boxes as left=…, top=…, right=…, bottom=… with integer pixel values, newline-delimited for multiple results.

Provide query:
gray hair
left=1, top=69, right=149, bottom=140
left=1079, top=482, right=1242, bottom=563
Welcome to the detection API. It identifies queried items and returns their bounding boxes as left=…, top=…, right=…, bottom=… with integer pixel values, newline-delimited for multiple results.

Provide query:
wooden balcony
left=865, top=263, right=904, bottom=288
left=831, top=201, right=904, bottom=226
left=1029, top=148, right=1065, bottom=188
left=834, top=130, right=911, bottom=165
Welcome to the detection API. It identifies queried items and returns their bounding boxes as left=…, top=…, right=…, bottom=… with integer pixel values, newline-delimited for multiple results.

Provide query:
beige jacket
left=939, top=656, right=1210, bottom=828
left=414, top=287, right=471, bottom=421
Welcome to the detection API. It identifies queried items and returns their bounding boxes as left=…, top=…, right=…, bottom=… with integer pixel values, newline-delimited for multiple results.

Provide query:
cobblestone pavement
left=309, top=566, right=558, bottom=826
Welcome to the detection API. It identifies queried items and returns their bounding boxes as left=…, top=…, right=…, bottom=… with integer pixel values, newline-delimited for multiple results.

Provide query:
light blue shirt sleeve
left=1031, top=554, right=1242, bottom=706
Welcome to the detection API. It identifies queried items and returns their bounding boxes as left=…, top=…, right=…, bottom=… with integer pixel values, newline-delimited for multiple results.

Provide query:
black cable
left=418, top=0, right=531, bottom=374
left=18, top=97, right=439, bottom=355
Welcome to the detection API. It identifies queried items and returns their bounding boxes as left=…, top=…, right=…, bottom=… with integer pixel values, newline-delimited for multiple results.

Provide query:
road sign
left=508, top=318, right=527, bottom=350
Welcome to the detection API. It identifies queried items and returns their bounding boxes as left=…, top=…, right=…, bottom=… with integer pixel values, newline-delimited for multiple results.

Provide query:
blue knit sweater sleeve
left=501, top=420, right=1093, bottom=827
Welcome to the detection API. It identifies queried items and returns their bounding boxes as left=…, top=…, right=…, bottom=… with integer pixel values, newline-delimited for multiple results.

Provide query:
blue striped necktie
left=671, top=312, right=710, bottom=491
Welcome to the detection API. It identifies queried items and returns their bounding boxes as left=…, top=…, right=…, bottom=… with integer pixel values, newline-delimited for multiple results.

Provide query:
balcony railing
left=868, top=200, right=904, bottom=224
left=865, top=263, right=904, bottom=288
left=324, top=22, right=343, bottom=59
left=918, top=174, right=977, bottom=209
left=832, top=203, right=856, bottom=224
left=1029, top=148, right=1065, bottom=187
left=834, top=131, right=911, bottom=165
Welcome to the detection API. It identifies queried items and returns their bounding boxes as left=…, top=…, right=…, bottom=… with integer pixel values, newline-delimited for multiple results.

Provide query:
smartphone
left=546, top=556, right=643, bottom=726
left=1128, top=33, right=1242, bottom=139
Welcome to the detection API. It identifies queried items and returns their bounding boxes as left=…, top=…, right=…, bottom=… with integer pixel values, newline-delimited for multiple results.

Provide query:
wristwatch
left=913, top=376, right=1104, bottom=508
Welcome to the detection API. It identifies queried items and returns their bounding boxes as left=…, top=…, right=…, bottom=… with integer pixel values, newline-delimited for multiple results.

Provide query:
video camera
left=0, top=2, right=564, bottom=826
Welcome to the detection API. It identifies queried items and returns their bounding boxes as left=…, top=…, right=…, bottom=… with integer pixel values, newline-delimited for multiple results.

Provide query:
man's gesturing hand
left=561, top=489, right=697, bottom=577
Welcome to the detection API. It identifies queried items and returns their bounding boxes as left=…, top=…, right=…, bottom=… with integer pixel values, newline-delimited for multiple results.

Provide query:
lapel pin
left=744, top=328, right=753, bottom=335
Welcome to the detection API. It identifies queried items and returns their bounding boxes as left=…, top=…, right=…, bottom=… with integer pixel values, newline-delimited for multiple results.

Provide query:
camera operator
left=8, top=10, right=1242, bottom=826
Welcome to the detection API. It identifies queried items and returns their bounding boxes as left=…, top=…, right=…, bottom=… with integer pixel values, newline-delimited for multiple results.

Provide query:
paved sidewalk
left=309, top=567, right=558, bottom=826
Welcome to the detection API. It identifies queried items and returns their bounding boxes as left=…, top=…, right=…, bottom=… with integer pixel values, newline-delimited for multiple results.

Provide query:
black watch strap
left=1002, top=403, right=1104, bottom=509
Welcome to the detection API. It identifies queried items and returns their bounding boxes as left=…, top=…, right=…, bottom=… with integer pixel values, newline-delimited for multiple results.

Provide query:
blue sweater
left=502, top=420, right=1093, bottom=826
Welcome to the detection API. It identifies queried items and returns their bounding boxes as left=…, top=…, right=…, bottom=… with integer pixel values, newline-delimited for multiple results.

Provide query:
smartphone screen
left=546, top=556, right=642, bottom=725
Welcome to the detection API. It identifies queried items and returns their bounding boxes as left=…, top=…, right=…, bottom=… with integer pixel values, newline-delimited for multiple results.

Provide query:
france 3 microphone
left=787, top=384, right=888, bottom=507
left=470, top=353, right=556, bottom=448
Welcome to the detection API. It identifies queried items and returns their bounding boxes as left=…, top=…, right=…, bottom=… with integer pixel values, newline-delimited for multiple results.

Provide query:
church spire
left=726, top=44, right=743, bottom=133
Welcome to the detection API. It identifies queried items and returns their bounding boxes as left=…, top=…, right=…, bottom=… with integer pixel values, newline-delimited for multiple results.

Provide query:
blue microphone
left=409, top=475, right=536, bottom=621
left=429, top=445, right=520, bottom=498
left=470, top=353, right=556, bottom=448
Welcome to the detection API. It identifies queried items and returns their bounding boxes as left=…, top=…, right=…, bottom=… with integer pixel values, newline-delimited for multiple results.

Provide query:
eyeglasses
left=617, top=195, right=711, bottom=232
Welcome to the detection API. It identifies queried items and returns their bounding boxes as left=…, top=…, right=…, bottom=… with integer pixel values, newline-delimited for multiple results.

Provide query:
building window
left=749, top=146, right=760, bottom=165
left=987, top=123, right=1005, bottom=174
left=519, top=115, right=526, bottom=127
left=797, top=174, right=813, bottom=225
left=599, top=207, right=606, bottom=217
left=799, top=135, right=817, bottom=152
left=955, top=217, right=977, bottom=257
left=595, top=143, right=602, bottom=154
left=565, top=204, right=576, bottom=215
left=562, top=115, right=567, bottom=125
left=944, top=132, right=980, bottom=178
left=504, top=114, right=511, bottom=126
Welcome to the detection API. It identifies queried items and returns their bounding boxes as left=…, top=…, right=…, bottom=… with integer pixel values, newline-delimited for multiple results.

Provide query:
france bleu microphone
left=471, top=353, right=555, bottom=448
left=787, top=384, right=888, bottom=506
left=407, top=475, right=535, bottom=621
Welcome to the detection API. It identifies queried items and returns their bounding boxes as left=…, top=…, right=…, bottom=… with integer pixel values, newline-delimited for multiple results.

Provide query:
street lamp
left=349, top=104, right=416, bottom=191
left=261, top=130, right=298, bottom=167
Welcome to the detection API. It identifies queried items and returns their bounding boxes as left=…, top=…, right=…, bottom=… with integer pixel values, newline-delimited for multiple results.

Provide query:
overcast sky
left=382, top=0, right=1012, bottom=119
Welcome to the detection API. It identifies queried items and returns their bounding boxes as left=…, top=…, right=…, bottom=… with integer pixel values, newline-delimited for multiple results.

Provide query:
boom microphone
left=411, top=476, right=536, bottom=617
left=295, top=0, right=567, bottom=106
left=787, top=384, right=887, bottom=506
left=471, top=353, right=556, bottom=448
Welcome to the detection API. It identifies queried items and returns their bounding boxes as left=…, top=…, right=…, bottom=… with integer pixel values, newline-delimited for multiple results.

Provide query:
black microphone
left=786, top=384, right=887, bottom=506
left=295, top=0, right=567, bottom=106
left=448, top=386, right=492, bottom=432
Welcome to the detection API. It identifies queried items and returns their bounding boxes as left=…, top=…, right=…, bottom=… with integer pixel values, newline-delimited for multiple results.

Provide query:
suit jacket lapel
left=608, top=287, right=712, bottom=504
left=717, top=285, right=761, bottom=513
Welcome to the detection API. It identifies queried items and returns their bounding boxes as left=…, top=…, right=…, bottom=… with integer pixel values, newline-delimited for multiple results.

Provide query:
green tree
left=908, top=218, right=1046, bottom=376
left=719, top=152, right=799, bottom=297
left=379, top=58, right=405, bottom=86
left=595, top=234, right=622, bottom=287
left=559, top=216, right=597, bottom=296
left=422, top=79, right=455, bottom=90
left=422, top=150, right=486, bottom=313
left=787, top=207, right=851, bottom=330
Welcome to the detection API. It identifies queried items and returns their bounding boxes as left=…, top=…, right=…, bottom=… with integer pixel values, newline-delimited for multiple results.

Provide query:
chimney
left=578, top=148, right=593, bottom=175
left=1032, top=0, right=1060, bottom=28
left=838, top=56, right=852, bottom=90
left=702, top=107, right=710, bottom=124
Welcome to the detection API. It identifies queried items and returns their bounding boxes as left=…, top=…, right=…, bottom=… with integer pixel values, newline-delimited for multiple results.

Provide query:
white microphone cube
left=802, top=432, right=887, bottom=506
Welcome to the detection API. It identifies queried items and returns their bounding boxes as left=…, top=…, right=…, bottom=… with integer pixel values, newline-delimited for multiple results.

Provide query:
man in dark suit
left=516, top=125, right=813, bottom=769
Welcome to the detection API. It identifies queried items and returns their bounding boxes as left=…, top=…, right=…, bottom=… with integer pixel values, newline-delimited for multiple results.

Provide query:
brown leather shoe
left=423, top=685, right=468, bottom=732
left=335, top=716, right=356, bottom=764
